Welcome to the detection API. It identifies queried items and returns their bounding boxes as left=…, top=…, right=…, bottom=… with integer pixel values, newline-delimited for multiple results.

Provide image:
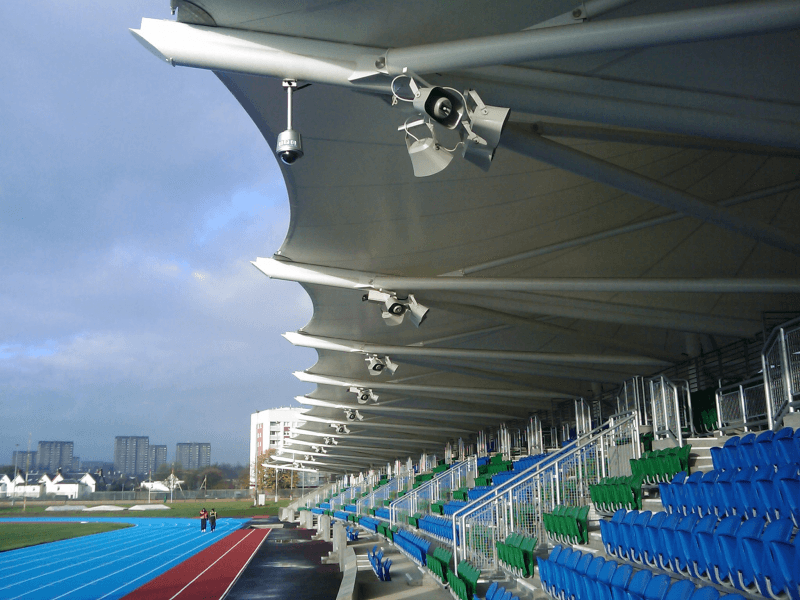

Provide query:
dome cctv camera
left=276, top=129, right=303, bottom=165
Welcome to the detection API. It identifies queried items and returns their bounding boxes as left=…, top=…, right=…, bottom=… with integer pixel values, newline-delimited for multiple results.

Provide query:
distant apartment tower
left=149, top=445, right=167, bottom=473
left=175, top=443, right=210, bottom=470
left=37, top=441, right=74, bottom=472
left=114, top=436, right=150, bottom=475
left=11, top=451, right=37, bottom=472
left=249, top=407, right=318, bottom=487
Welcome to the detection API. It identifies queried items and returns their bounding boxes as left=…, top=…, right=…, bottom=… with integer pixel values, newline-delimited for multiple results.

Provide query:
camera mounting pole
left=283, top=79, right=296, bottom=129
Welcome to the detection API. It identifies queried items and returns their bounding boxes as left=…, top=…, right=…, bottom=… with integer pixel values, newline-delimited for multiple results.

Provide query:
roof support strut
left=500, top=126, right=800, bottom=256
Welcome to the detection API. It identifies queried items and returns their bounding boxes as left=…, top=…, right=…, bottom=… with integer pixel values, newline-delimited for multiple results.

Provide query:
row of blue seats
left=711, top=427, right=800, bottom=471
left=469, top=486, right=493, bottom=501
left=477, top=581, right=520, bottom=600
left=333, top=510, right=349, bottom=520
left=368, top=545, right=392, bottom=581
left=319, top=502, right=331, bottom=509
left=346, top=525, right=360, bottom=541
left=477, top=456, right=491, bottom=467
left=600, top=509, right=800, bottom=598
left=345, top=504, right=357, bottom=512
left=375, top=507, right=391, bottom=520
left=539, top=545, right=747, bottom=600
left=491, top=453, right=550, bottom=486
left=359, top=516, right=381, bottom=532
left=660, top=466, right=800, bottom=525
left=311, top=507, right=324, bottom=515
left=394, top=528, right=431, bottom=566
left=444, top=500, right=468, bottom=516
left=419, top=515, right=460, bottom=544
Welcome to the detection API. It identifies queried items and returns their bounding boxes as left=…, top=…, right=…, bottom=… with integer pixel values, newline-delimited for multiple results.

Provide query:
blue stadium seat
left=642, top=573, right=671, bottom=600
left=629, top=510, right=652, bottom=564
left=754, top=429, right=777, bottom=467
left=736, top=433, right=758, bottom=469
left=624, top=568, right=653, bottom=600
left=618, top=510, right=639, bottom=559
left=641, top=511, right=667, bottom=568
left=739, top=517, right=794, bottom=595
left=697, top=515, right=740, bottom=585
left=710, top=436, right=739, bottom=471
left=581, top=556, right=606, bottom=600
left=600, top=509, right=627, bottom=556
left=660, top=471, right=687, bottom=514
left=681, top=471, right=704, bottom=516
left=730, top=467, right=756, bottom=517
left=688, top=588, right=719, bottom=600
left=654, top=513, right=681, bottom=570
left=594, top=559, right=618, bottom=600
left=774, top=426, right=800, bottom=466
left=715, top=515, right=763, bottom=587
left=663, top=580, right=696, bottom=600
left=609, top=563, right=633, bottom=600
left=678, top=513, right=716, bottom=578
left=766, top=531, right=800, bottom=600
left=699, top=470, right=723, bottom=517
left=778, top=475, right=800, bottom=528
left=669, top=514, right=699, bottom=574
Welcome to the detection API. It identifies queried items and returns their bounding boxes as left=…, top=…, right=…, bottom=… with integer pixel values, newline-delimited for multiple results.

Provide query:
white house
left=0, top=474, right=11, bottom=497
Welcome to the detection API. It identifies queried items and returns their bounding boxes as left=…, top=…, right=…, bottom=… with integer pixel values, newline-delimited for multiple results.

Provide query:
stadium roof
left=134, top=0, right=800, bottom=474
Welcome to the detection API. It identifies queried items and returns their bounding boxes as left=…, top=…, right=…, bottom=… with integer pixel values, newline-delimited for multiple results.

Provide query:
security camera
left=276, top=129, right=303, bottom=165
left=276, top=79, right=305, bottom=165
left=337, top=424, right=350, bottom=434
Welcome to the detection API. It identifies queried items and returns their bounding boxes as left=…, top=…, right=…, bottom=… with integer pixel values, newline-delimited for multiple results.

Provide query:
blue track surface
left=0, top=517, right=247, bottom=600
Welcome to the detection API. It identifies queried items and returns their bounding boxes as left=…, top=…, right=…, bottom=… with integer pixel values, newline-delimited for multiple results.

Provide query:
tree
left=254, top=450, right=299, bottom=492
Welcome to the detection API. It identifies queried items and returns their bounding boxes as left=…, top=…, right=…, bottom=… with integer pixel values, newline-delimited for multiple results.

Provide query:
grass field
left=0, top=522, right=133, bottom=552
left=0, top=499, right=290, bottom=519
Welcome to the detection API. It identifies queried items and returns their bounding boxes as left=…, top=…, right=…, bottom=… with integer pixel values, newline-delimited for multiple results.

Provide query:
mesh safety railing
left=763, top=317, right=800, bottom=428
left=716, top=377, right=768, bottom=432
left=648, top=375, right=688, bottom=445
left=291, top=481, right=338, bottom=510
left=452, top=412, right=640, bottom=573
left=357, top=470, right=413, bottom=515
left=390, top=456, right=477, bottom=526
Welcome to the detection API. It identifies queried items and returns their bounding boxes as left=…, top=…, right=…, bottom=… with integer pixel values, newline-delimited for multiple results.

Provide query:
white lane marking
left=216, top=529, right=271, bottom=600
left=169, top=530, right=257, bottom=600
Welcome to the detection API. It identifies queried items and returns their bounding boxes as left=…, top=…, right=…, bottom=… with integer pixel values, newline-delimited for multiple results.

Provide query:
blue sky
left=0, top=2, right=315, bottom=466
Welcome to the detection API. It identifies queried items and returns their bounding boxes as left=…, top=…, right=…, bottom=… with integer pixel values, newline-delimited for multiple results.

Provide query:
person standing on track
left=200, top=507, right=208, bottom=532
left=209, top=508, right=217, bottom=532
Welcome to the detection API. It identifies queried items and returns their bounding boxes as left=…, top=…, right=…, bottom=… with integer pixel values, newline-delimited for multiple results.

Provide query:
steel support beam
left=383, top=2, right=800, bottom=75
left=529, top=122, right=800, bottom=158
left=297, top=412, right=471, bottom=434
left=296, top=396, right=518, bottom=420
left=290, top=428, right=442, bottom=447
left=254, top=257, right=800, bottom=294
left=294, top=371, right=576, bottom=401
left=284, top=331, right=669, bottom=366
left=500, top=126, right=800, bottom=256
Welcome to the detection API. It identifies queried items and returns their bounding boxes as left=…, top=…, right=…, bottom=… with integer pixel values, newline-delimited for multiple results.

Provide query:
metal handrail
left=389, top=456, right=476, bottom=525
left=451, top=411, right=639, bottom=566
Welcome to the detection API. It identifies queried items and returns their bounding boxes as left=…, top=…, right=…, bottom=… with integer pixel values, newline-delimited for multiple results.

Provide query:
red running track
left=122, top=528, right=270, bottom=600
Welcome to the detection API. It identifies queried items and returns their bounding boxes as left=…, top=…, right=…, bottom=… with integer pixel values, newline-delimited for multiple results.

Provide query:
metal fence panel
left=390, top=457, right=476, bottom=525
left=453, top=413, right=639, bottom=573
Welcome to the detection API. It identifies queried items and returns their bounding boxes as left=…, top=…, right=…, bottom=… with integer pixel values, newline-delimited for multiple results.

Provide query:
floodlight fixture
left=393, top=75, right=508, bottom=177
left=349, top=386, right=379, bottom=404
left=362, top=290, right=429, bottom=327
left=365, top=354, right=398, bottom=376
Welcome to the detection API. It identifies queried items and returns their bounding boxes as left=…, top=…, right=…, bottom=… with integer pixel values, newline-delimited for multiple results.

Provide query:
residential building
left=249, top=407, right=318, bottom=488
left=114, top=436, right=150, bottom=475
left=149, top=445, right=167, bottom=473
left=11, top=450, right=37, bottom=472
left=175, top=442, right=211, bottom=470
left=37, top=441, right=74, bottom=472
